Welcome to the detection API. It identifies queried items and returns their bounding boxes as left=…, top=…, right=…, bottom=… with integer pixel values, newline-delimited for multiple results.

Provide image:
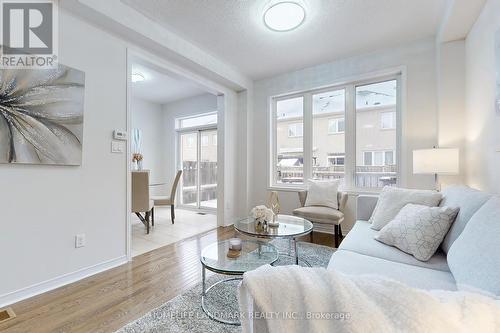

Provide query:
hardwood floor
left=0, top=227, right=336, bottom=333
left=131, top=208, right=217, bottom=256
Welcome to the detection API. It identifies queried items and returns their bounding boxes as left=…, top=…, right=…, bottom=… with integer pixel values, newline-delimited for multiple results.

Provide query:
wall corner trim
left=0, top=255, right=128, bottom=308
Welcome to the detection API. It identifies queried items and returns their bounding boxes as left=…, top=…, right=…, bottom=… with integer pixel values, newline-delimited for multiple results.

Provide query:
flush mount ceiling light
left=131, top=72, right=145, bottom=83
left=264, top=1, right=305, bottom=32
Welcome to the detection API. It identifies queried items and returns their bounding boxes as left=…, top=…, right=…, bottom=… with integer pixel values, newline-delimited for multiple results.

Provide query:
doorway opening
left=128, top=53, right=222, bottom=257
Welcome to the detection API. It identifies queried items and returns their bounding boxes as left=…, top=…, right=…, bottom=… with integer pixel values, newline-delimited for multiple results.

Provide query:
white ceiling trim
left=61, top=0, right=252, bottom=91
left=437, top=0, right=487, bottom=43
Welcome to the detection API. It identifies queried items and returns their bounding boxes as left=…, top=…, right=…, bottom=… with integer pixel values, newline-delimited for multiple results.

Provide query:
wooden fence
left=181, top=161, right=217, bottom=205
left=278, top=165, right=397, bottom=188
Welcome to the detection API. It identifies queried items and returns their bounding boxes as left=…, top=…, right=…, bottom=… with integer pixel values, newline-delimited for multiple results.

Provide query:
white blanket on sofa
left=238, top=265, right=500, bottom=333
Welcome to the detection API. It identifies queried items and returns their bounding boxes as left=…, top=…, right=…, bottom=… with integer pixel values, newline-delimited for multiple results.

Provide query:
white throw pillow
left=375, top=204, right=459, bottom=261
left=305, top=179, right=340, bottom=209
left=369, top=187, right=442, bottom=230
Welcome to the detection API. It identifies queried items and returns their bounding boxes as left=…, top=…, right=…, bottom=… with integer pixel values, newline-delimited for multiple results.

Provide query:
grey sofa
left=327, top=185, right=500, bottom=297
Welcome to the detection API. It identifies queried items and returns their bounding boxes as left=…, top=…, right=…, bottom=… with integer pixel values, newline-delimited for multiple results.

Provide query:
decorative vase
left=132, top=160, right=138, bottom=170
left=137, top=160, right=143, bottom=170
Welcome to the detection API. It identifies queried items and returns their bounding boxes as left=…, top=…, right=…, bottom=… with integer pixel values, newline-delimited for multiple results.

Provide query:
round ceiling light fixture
left=263, top=1, right=305, bottom=32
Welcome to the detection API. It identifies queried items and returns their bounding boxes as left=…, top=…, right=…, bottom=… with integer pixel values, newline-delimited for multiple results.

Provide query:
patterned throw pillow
left=375, top=204, right=459, bottom=261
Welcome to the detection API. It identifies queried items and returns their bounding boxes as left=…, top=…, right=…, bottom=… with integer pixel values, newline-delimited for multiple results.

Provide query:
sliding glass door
left=200, top=129, right=217, bottom=208
left=179, top=128, right=217, bottom=210
left=179, top=131, right=198, bottom=207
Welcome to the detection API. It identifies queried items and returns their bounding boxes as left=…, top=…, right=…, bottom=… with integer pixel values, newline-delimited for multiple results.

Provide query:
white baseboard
left=0, top=255, right=128, bottom=308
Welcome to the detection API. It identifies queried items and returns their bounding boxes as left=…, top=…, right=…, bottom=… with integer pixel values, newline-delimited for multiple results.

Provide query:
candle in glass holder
left=229, top=238, right=242, bottom=251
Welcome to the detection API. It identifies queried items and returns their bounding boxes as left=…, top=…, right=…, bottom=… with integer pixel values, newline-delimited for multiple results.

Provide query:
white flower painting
left=0, top=65, right=85, bottom=165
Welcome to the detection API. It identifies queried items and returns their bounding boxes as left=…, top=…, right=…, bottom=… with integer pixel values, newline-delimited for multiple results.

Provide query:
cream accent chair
left=132, top=170, right=154, bottom=234
left=151, top=170, right=182, bottom=224
left=293, top=191, right=348, bottom=247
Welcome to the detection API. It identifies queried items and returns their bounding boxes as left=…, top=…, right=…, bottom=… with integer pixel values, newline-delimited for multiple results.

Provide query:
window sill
left=267, top=185, right=382, bottom=196
left=267, top=185, right=306, bottom=192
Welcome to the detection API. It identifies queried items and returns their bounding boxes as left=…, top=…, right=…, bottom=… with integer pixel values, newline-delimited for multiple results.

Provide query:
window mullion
left=303, top=93, right=313, bottom=182
left=345, top=85, right=356, bottom=189
left=270, top=98, right=277, bottom=187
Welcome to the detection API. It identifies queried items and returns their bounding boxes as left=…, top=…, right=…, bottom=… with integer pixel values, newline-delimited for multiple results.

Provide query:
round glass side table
left=200, top=239, right=278, bottom=325
left=234, top=215, right=313, bottom=265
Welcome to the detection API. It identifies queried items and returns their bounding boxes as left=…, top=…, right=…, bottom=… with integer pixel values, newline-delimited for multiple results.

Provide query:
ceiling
left=122, top=0, right=448, bottom=80
left=130, top=57, right=208, bottom=104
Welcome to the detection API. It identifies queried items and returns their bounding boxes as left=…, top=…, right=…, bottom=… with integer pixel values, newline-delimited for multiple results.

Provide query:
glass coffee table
left=234, top=215, right=314, bottom=266
left=200, top=239, right=278, bottom=325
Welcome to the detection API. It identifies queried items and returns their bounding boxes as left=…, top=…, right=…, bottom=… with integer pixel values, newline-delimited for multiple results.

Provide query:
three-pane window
left=271, top=77, right=399, bottom=189
left=363, top=150, right=395, bottom=166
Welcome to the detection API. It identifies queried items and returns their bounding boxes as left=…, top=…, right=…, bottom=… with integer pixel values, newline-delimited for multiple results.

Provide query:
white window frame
left=288, top=123, right=303, bottom=138
left=327, top=155, right=345, bottom=166
left=380, top=111, right=396, bottom=130
left=363, top=150, right=396, bottom=166
left=269, top=72, right=403, bottom=191
left=176, top=111, right=218, bottom=130
left=328, top=118, right=345, bottom=134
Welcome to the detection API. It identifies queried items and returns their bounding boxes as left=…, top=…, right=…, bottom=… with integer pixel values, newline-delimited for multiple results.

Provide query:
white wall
left=162, top=93, right=218, bottom=190
left=237, top=89, right=252, bottom=215
left=250, top=39, right=439, bottom=232
left=130, top=97, right=165, bottom=190
left=0, top=10, right=243, bottom=306
left=436, top=40, right=466, bottom=187
left=0, top=10, right=128, bottom=305
left=221, top=91, right=242, bottom=225
left=464, top=0, right=500, bottom=193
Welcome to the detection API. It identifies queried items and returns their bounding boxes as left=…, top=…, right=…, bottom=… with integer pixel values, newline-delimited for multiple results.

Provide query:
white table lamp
left=413, top=148, right=459, bottom=190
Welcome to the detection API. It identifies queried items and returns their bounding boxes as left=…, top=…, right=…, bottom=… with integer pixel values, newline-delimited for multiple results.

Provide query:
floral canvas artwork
left=0, top=65, right=85, bottom=165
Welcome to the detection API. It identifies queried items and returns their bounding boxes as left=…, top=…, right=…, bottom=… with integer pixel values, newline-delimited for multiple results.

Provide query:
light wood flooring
left=0, top=227, right=336, bottom=333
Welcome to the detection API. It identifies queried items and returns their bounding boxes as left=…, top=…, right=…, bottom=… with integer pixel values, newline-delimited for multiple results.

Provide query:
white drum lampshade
left=413, top=148, right=459, bottom=175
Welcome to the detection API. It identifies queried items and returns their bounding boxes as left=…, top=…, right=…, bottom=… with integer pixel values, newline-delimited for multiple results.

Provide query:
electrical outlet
left=75, top=234, right=86, bottom=248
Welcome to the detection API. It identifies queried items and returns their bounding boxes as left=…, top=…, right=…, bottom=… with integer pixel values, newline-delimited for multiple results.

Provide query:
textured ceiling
left=130, top=57, right=208, bottom=104
left=122, top=0, right=447, bottom=80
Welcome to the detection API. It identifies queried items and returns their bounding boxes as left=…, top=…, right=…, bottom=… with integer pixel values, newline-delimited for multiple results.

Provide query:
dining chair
left=131, top=170, right=154, bottom=234
left=151, top=170, right=183, bottom=224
